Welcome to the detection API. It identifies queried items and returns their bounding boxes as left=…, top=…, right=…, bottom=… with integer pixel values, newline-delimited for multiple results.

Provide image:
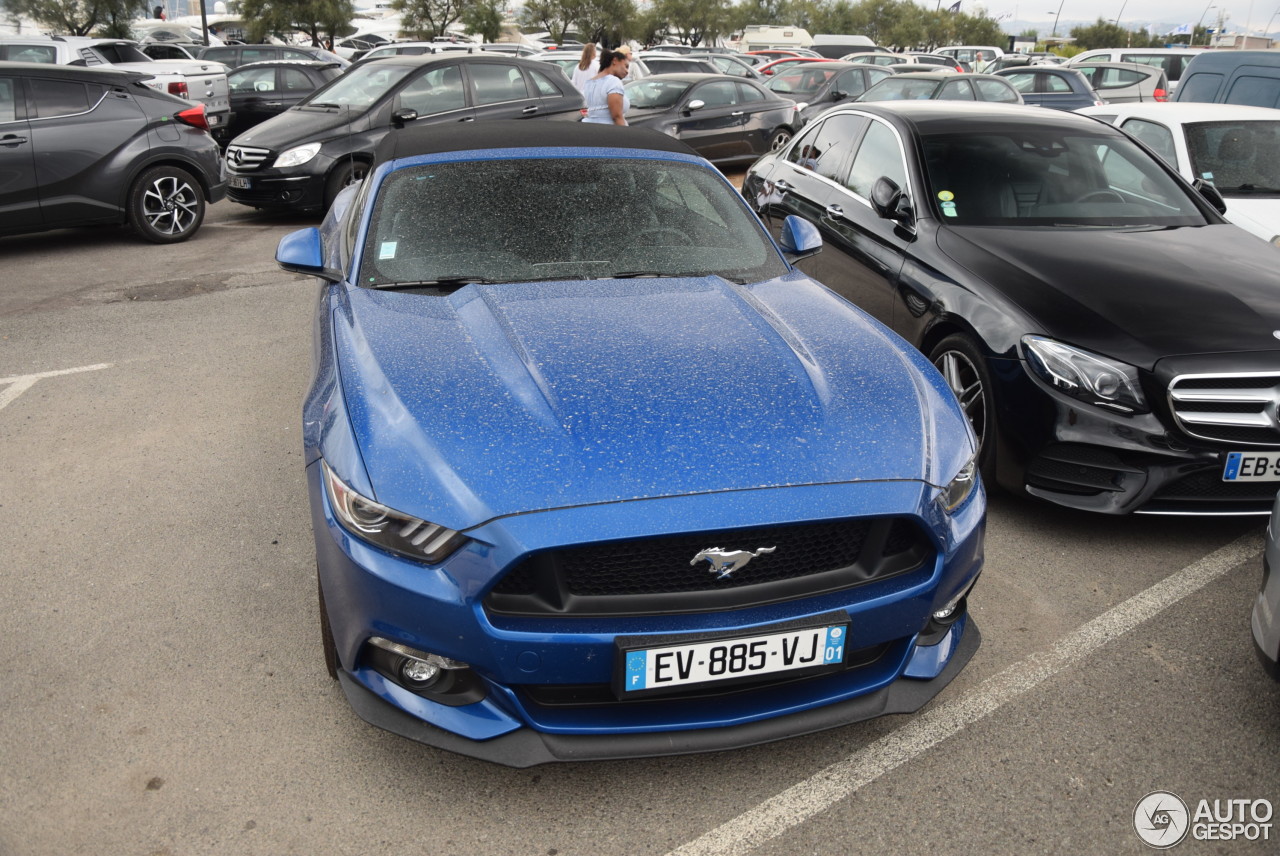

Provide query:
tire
left=128, top=165, right=205, bottom=244
left=928, top=334, right=997, bottom=483
left=324, top=160, right=368, bottom=212
left=318, top=574, right=338, bottom=680
left=768, top=127, right=793, bottom=153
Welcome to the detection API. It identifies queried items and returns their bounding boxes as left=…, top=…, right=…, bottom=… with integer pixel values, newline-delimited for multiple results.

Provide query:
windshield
left=1184, top=120, right=1280, bottom=195
left=359, top=158, right=788, bottom=287
left=921, top=128, right=1207, bottom=226
left=859, top=78, right=943, bottom=101
left=302, top=62, right=414, bottom=110
left=625, top=78, right=692, bottom=109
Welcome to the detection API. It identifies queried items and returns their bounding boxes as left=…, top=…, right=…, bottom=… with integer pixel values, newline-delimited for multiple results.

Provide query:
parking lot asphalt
left=1, top=196, right=1277, bottom=856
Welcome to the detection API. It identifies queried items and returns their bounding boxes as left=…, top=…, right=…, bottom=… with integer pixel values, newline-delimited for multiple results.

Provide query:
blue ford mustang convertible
left=278, top=121, right=985, bottom=766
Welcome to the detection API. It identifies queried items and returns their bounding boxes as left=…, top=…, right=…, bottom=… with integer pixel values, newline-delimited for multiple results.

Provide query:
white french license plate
left=228, top=176, right=251, bottom=189
left=1223, top=451, right=1280, bottom=481
left=618, top=623, right=848, bottom=696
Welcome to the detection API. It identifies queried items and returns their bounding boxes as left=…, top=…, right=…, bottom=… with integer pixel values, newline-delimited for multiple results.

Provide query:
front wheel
left=768, top=127, right=793, bottom=153
left=324, top=160, right=368, bottom=212
left=128, top=165, right=205, bottom=243
left=929, top=334, right=997, bottom=483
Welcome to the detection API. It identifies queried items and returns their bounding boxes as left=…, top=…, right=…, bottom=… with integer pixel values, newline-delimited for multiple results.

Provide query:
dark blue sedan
left=994, top=65, right=1105, bottom=110
left=277, top=121, right=985, bottom=766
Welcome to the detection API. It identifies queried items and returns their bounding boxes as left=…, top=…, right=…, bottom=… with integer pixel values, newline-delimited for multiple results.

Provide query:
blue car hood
left=332, top=275, right=954, bottom=530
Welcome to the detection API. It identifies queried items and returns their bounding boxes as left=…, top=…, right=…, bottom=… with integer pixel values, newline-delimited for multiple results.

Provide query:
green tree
left=1069, top=18, right=1128, bottom=50
left=237, top=0, right=356, bottom=45
left=518, top=0, right=586, bottom=44
left=950, top=10, right=1005, bottom=45
left=651, top=0, right=729, bottom=46
left=0, top=0, right=145, bottom=36
left=577, top=0, right=638, bottom=47
left=394, top=0, right=466, bottom=39
left=460, top=0, right=503, bottom=42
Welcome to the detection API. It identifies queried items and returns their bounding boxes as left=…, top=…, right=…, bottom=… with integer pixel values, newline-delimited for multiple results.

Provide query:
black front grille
left=486, top=518, right=933, bottom=617
left=1151, top=470, right=1280, bottom=502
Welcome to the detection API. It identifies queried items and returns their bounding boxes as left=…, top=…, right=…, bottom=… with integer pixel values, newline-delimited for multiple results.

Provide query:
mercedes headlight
left=275, top=142, right=322, bottom=168
left=321, top=461, right=467, bottom=563
left=1022, top=335, right=1148, bottom=414
left=938, top=457, right=978, bottom=512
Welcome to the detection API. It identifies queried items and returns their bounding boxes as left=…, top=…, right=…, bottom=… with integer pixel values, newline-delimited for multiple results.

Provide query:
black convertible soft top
left=373, top=120, right=699, bottom=166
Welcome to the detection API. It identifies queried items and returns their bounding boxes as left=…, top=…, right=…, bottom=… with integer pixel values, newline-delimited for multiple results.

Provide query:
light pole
left=1113, top=0, right=1128, bottom=25
left=1266, top=7, right=1280, bottom=39
left=1192, top=2, right=1216, bottom=45
left=1050, top=0, right=1065, bottom=36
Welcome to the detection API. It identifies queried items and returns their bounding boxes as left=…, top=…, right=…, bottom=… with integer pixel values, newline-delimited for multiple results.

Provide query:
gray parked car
left=0, top=62, right=225, bottom=242
left=1071, top=61, right=1169, bottom=103
left=1255, top=491, right=1280, bottom=678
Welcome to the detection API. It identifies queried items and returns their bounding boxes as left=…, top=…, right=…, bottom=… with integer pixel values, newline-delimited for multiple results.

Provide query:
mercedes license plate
left=228, top=176, right=251, bottom=189
left=1223, top=451, right=1280, bottom=481
left=616, top=621, right=848, bottom=698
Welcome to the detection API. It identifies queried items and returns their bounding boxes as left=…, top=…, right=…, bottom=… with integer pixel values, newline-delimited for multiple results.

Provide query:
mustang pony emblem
left=691, top=546, right=777, bottom=579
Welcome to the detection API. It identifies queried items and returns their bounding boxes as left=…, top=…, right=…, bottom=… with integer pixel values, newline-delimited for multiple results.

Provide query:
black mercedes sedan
left=215, top=60, right=344, bottom=144
left=745, top=101, right=1280, bottom=515
left=624, top=74, right=798, bottom=164
left=224, top=54, right=584, bottom=212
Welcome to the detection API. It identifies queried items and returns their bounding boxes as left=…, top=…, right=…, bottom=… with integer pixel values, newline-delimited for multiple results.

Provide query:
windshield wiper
left=370, top=276, right=496, bottom=290
left=1218, top=184, right=1280, bottom=194
left=305, top=102, right=345, bottom=109
left=612, top=271, right=746, bottom=283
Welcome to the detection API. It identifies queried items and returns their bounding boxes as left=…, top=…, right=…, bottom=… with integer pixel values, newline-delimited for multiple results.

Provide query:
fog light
left=933, top=604, right=957, bottom=621
left=401, top=657, right=440, bottom=683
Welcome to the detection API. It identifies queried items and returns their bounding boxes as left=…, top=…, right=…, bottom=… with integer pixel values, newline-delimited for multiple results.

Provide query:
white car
left=1079, top=102, right=1280, bottom=246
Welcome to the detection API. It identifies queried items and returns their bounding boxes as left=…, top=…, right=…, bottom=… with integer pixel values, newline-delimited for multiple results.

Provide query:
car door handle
left=731, top=110, right=745, bottom=116
left=825, top=204, right=846, bottom=220
left=522, top=105, right=538, bottom=114
left=0, top=134, right=27, bottom=147
left=459, top=116, right=475, bottom=122
left=774, top=179, right=792, bottom=192
left=263, top=101, right=282, bottom=107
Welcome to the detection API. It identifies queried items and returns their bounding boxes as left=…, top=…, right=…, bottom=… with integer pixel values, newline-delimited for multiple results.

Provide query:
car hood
left=1223, top=198, right=1280, bottom=243
left=938, top=223, right=1280, bottom=368
left=232, top=105, right=359, bottom=148
left=331, top=275, right=960, bottom=529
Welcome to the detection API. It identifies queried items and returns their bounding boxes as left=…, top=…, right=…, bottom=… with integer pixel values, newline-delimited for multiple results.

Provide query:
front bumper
left=992, top=356, right=1279, bottom=515
left=309, top=464, right=985, bottom=765
left=337, top=619, right=980, bottom=767
left=226, top=159, right=329, bottom=210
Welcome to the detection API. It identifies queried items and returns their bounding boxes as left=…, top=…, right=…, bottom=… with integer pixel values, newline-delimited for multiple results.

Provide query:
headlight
left=1022, top=335, right=1148, bottom=414
left=938, top=457, right=978, bottom=512
left=321, top=461, right=467, bottom=563
left=1270, top=235, right=1280, bottom=248
left=275, top=142, right=322, bottom=168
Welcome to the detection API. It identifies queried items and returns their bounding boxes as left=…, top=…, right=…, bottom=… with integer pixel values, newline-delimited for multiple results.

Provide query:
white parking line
left=666, top=530, right=1265, bottom=856
left=0, top=363, right=112, bottom=413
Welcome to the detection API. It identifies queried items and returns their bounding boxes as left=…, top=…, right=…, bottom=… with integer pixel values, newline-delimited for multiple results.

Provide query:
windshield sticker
left=379, top=241, right=397, bottom=260
left=1201, top=171, right=1214, bottom=180
left=938, top=190, right=955, bottom=201
left=941, top=201, right=958, bottom=217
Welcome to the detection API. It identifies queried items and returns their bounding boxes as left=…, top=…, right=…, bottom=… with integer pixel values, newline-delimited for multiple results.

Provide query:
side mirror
left=684, top=99, right=706, bottom=113
left=871, top=176, right=914, bottom=225
left=778, top=214, right=822, bottom=262
left=391, top=108, right=418, bottom=127
left=276, top=227, right=343, bottom=282
left=1193, top=178, right=1228, bottom=215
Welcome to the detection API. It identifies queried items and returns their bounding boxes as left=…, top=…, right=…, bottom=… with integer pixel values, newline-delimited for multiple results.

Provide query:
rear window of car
left=360, top=158, right=787, bottom=287
left=0, top=78, right=17, bottom=122
left=29, top=79, right=102, bottom=118
left=0, top=44, right=57, bottom=63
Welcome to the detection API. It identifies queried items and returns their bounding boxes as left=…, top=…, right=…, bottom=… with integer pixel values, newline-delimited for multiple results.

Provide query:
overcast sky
left=942, top=0, right=1280, bottom=35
